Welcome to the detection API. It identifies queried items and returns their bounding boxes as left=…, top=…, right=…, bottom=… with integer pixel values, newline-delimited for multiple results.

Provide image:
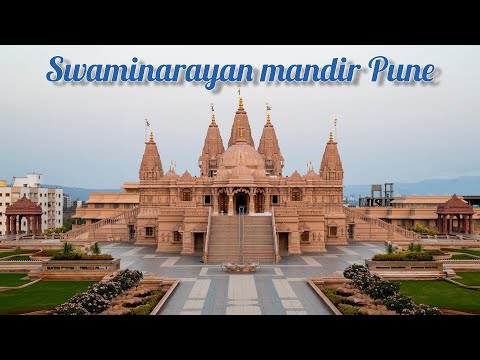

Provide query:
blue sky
left=0, top=45, right=479, bottom=188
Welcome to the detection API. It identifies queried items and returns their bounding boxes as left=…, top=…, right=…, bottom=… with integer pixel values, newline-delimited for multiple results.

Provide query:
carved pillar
left=227, top=189, right=234, bottom=216
left=26, top=216, right=31, bottom=236
left=5, top=215, right=10, bottom=235
left=248, top=188, right=255, bottom=214
left=37, top=215, right=42, bottom=235
left=442, top=215, right=447, bottom=234
left=17, top=215, right=22, bottom=234
left=469, top=215, right=474, bottom=234
left=288, top=231, right=301, bottom=255
left=264, top=188, right=270, bottom=213
left=11, top=216, right=16, bottom=235
left=32, top=215, right=36, bottom=236
left=213, top=190, right=219, bottom=215
left=181, top=231, right=194, bottom=255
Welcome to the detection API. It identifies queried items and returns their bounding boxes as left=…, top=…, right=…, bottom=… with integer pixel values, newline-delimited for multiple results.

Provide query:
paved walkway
left=100, top=242, right=386, bottom=315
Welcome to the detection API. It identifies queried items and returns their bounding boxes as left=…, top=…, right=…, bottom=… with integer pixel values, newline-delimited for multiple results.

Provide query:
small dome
left=253, top=168, right=267, bottom=179
left=164, top=169, right=179, bottom=179
left=231, top=164, right=253, bottom=179
left=216, top=168, right=230, bottom=180
left=220, top=143, right=264, bottom=170
left=305, top=170, right=319, bottom=180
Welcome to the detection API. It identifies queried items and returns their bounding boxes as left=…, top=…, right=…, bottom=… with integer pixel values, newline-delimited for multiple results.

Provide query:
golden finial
left=150, top=131, right=154, bottom=142
left=267, top=114, right=271, bottom=124
left=211, top=113, right=216, bottom=124
left=239, top=96, right=244, bottom=109
left=329, top=131, right=333, bottom=141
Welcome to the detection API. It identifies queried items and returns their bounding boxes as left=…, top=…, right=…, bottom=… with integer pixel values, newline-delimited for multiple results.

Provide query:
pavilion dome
left=305, top=170, right=319, bottom=180
left=220, top=142, right=265, bottom=170
left=5, top=195, right=42, bottom=215
left=231, top=164, right=253, bottom=179
left=164, top=169, right=179, bottom=179
left=253, top=168, right=267, bottom=179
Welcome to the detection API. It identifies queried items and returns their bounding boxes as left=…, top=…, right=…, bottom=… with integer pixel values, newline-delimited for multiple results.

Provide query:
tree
left=91, top=242, right=101, bottom=255
left=63, top=242, right=73, bottom=254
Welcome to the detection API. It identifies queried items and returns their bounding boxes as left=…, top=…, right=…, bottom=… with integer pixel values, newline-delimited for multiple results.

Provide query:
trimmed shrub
left=338, top=304, right=360, bottom=315
left=372, top=252, right=433, bottom=261
left=91, top=242, right=101, bottom=255
left=322, top=288, right=346, bottom=305
left=88, top=281, right=122, bottom=300
left=384, top=293, right=415, bottom=313
left=131, top=291, right=163, bottom=315
left=81, top=254, right=113, bottom=260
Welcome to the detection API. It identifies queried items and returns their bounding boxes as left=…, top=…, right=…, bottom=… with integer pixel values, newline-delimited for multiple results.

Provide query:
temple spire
left=199, top=103, right=225, bottom=177
left=228, top=89, right=254, bottom=147
left=319, top=132, right=343, bottom=182
left=258, top=108, right=284, bottom=176
left=139, top=131, right=164, bottom=181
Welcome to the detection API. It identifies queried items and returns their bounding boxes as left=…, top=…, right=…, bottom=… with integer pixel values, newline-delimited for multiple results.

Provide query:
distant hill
left=345, top=176, right=480, bottom=197
left=45, top=185, right=120, bottom=201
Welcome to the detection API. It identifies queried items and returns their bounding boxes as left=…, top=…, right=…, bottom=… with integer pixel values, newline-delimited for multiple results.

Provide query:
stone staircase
left=343, top=206, right=420, bottom=241
left=206, top=215, right=275, bottom=263
left=64, top=207, right=139, bottom=241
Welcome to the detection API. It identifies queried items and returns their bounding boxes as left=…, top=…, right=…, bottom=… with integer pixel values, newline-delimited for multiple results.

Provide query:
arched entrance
left=235, top=192, right=248, bottom=214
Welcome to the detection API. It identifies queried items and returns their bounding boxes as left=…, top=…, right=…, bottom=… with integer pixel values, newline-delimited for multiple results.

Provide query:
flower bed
left=52, top=269, right=143, bottom=315
left=343, top=264, right=442, bottom=315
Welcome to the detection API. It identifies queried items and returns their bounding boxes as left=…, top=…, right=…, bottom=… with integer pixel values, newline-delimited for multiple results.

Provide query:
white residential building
left=63, top=194, right=72, bottom=208
left=0, top=173, right=63, bottom=236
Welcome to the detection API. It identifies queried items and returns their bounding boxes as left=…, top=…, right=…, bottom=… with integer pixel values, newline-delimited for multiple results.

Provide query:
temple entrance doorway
left=235, top=192, right=248, bottom=214
left=255, top=192, right=264, bottom=213
left=219, top=192, right=228, bottom=214
left=278, top=232, right=289, bottom=255
left=129, top=225, right=135, bottom=241
left=194, top=232, right=204, bottom=256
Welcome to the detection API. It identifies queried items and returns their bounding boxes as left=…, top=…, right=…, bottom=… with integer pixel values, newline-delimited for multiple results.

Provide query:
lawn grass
left=0, top=280, right=95, bottom=314
left=455, top=272, right=480, bottom=286
left=441, top=248, right=480, bottom=257
left=399, top=280, right=480, bottom=314
left=39, top=250, right=61, bottom=256
left=451, top=254, right=476, bottom=260
left=0, top=273, right=30, bottom=287
left=0, top=250, right=38, bottom=258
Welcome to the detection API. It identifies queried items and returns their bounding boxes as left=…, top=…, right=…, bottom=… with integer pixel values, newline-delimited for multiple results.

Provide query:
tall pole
left=334, top=118, right=338, bottom=141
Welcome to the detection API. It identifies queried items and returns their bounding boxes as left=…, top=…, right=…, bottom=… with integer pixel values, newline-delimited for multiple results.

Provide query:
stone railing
left=272, top=207, right=280, bottom=263
left=65, top=207, right=139, bottom=240
left=343, top=206, right=420, bottom=240
left=203, top=207, right=212, bottom=263
left=39, top=259, right=121, bottom=280
left=365, top=259, right=442, bottom=271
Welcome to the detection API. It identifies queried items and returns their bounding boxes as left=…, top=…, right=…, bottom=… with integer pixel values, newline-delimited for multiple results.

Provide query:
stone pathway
left=100, top=242, right=386, bottom=315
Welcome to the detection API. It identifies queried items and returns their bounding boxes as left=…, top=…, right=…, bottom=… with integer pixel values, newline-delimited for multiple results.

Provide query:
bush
left=322, top=288, right=346, bottom=305
left=63, top=242, right=74, bottom=254
left=338, top=304, right=360, bottom=315
left=91, top=242, right=101, bottom=255
left=367, top=281, right=400, bottom=300
left=384, top=293, right=415, bottom=313
left=52, top=303, right=89, bottom=315
left=385, top=243, right=395, bottom=255
left=410, top=224, right=438, bottom=236
left=111, top=269, right=143, bottom=291
left=69, top=292, right=110, bottom=314
left=88, top=281, right=122, bottom=300
left=131, top=291, right=163, bottom=315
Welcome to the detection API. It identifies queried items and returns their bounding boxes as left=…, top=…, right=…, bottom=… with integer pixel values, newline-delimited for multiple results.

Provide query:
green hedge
left=372, top=252, right=433, bottom=261
left=338, top=304, right=360, bottom=315
left=52, top=254, right=113, bottom=261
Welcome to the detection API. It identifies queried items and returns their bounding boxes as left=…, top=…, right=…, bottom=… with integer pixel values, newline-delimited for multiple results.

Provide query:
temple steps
left=206, top=215, right=275, bottom=263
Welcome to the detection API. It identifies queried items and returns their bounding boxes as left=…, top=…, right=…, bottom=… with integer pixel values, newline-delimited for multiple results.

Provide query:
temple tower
left=228, top=97, right=255, bottom=148
left=139, top=132, right=164, bottom=181
left=198, top=113, right=225, bottom=177
left=258, top=113, right=284, bottom=176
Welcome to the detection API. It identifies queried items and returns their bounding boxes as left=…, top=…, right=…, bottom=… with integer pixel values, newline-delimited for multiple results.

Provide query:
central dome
left=220, top=142, right=265, bottom=170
